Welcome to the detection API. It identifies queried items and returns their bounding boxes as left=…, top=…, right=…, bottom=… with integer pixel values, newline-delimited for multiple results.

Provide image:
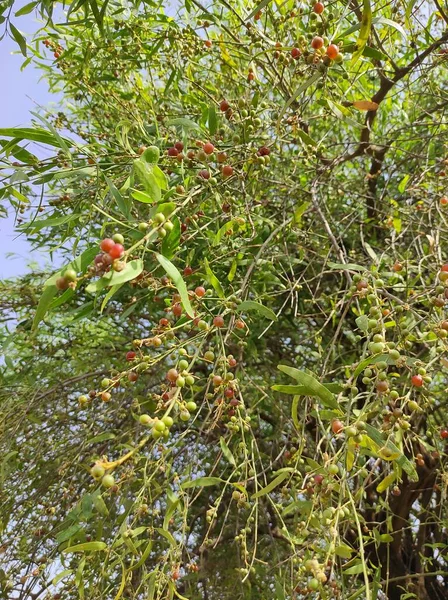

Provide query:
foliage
left=1, top=1, right=448, bottom=599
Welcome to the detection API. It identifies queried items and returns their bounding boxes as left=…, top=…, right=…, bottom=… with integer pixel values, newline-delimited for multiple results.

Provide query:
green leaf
left=246, top=0, right=273, bottom=21
left=203, top=257, right=225, bottom=298
left=32, top=285, right=58, bottom=333
left=161, top=216, right=181, bottom=259
left=335, top=544, right=354, bottom=558
left=236, top=300, right=277, bottom=321
left=379, top=533, right=394, bottom=543
left=167, top=117, right=202, bottom=132
left=277, top=365, right=340, bottom=410
left=86, top=259, right=144, bottom=294
left=0, top=127, right=73, bottom=148
left=353, top=354, right=393, bottom=378
left=296, top=129, right=317, bottom=148
left=344, top=562, right=368, bottom=575
left=352, top=0, right=372, bottom=65
left=52, top=570, right=72, bottom=585
left=364, top=423, right=418, bottom=481
left=106, top=176, right=131, bottom=219
left=376, top=17, right=407, bottom=38
left=15, top=1, right=38, bottom=16
left=181, top=476, right=222, bottom=489
left=291, top=395, right=300, bottom=430
left=251, top=471, right=290, bottom=499
left=141, top=146, right=160, bottom=164
left=62, top=541, right=107, bottom=554
left=278, top=72, right=322, bottom=123
left=294, top=201, right=311, bottom=224
left=133, top=160, right=167, bottom=202
left=208, top=105, right=217, bottom=135
left=155, top=254, right=195, bottom=318
left=272, top=383, right=343, bottom=394
left=219, top=437, right=236, bottom=466
left=328, top=262, right=366, bottom=272
left=355, top=315, right=369, bottom=332
left=86, top=432, right=116, bottom=444
left=9, top=23, right=27, bottom=56
left=213, top=220, right=235, bottom=246
left=92, top=492, right=109, bottom=516
left=131, top=189, right=155, bottom=204
left=376, top=472, right=396, bottom=493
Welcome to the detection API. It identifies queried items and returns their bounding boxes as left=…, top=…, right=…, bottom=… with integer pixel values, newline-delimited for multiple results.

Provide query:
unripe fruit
left=328, top=464, right=339, bottom=475
left=178, top=359, right=189, bottom=371
left=91, top=464, right=105, bottom=479
left=186, top=401, right=197, bottom=411
left=109, top=244, right=124, bottom=259
left=64, top=268, right=77, bottom=282
left=180, top=410, right=191, bottom=421
left=176, top=376, right=186, bottom=387
left=162, top=416, right=174, bottom=428
left=112, top=233, right=124, bottom=244
left=100, top=238, right=115, bottom=252
left=154, top=212, right=166, bottom=224
left=102, top=474, right=115, bottom=488
left=140, top=414, right=152, bottom=426
left=154, top=420, right=166, bottom=432
left=185, top=375, right=195, bottom=386
left=167, top=368, right=179, bottom=382
left=56, top=277, right=69, bottom=291
left=204, top=350, right=215, bottom=361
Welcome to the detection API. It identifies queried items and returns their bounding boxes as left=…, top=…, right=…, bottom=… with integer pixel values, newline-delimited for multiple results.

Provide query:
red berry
left=100, top=238, right=115, bottom=253
left=411, top=374, right=423, bottom=387
left=313, top=1, right=324, bottom=13
left=203, top=142, right=215, bottom=155
left=213, top=315, right=225, bottom=327
left=311, top=36, right=324, bottom=50
left=440, top=428, right=448, bottom=439
left=159, top=318, right=169, bottom=327
left=109, top=243, right=124, bottom=259
left=128, top=372, right=138, bottom=382
left=172, top=303, right=182, bottom=317
left=314, top=474, right=324, bottom=485
left=441, top=264, right=448, bottom=272
left=326, top=44, right=339, bottom=60
left=187, top=150, right=195, bottom=160
left=220, top=100, right=230, bottom=112
left=126, top=351, right=136, bottom=361
left=167, top=147, right=179, bottom=157
left=195, top=286, right=206, bottom=297
left=393, top=262, right=403, bottom=272
left=228, top=357, right=237, bottom=368
left=217, top=151, right=228, bottom=163
left=440, top=196, right=448, bottom=206
left=184, top=266, right=193, bottom=276
left=174, top=141, right=184, bottom=151
left=166, top=368, right=179, bottom=382
left=94, top=253, right=105, bottom=266
left=54, top=51, right=60, bottom=59
left=291, top=47, right=301, bottom=59
left=356, top=280, right=368, bottom=290
left=258, top=146, right=270, bottom=156
left=248, top=72, right=255, bottom=81
left=331, top=419, right=343, bottom=434
left=224, top=387, right=234, bottom=398
left=222, top=165, right=234, bottom=178
left=56, top=277, right=69, bottom=291
left=204, top=40, right=212, bottom=48
left=198, top=169, right=210, bottom=180
left=235, top=319, right=245, bottom=329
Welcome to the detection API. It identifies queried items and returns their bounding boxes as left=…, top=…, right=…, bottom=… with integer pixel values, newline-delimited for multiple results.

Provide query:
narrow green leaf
left=208, top=105, right=217, bottom=135
left=246, top=0, right=273, bottom=21
left=251, top=471, right=290, bottom=499
left=32, top=285, right=57, bottom=332
left=296, top=129, right=317, bottom=148
left=100, top=284, right=124, bottom=314
left=0, top=127, right=73, bottom=147
left=131, top=189, right=155, bottom=204
left=236, top=300, right=277, bottom=321
left=62, top=541, right=107, bottom=554
left=156, top=254, right=195, bottom=318
left=86, top=259, right=144, bottom=294
left=161, top=216, right=181, bottom=259
left=180, top=476, right=222, bottom=489
left=328, top=262, right=365, bottom=272
left=352, top=0, right=372, bottom=65
left=133, top=160, right=162, bottom=202
left=376, top=472, right=396, bottom=493
left=376, top=17, right=407, bottom=38
left=272, top=383, right=344, bottom=394
left=344, top=562, right=368, bottom=575
left=203, top=257, right=225, bottom=298
left=278, top=72, right=322, bottom=124
left=15, top=1, right=38, bottom=16
left=294, top=201, right=310, bottom=224
left=106, top=176, right=131, bottom=219
left=335, top=544, right=354, bottom=558
left=9, top=23, right=27, bottom=56
left=364, top=423, right=418, bottom=481
left=277, top=365, right=340, bottom=410
left=86, top=432, right=116, bottom=444
left=219, top=437, right=236, bottom=466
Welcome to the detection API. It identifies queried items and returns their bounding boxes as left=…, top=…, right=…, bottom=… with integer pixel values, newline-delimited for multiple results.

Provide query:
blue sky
left=1, top=9, right=59, bottom=278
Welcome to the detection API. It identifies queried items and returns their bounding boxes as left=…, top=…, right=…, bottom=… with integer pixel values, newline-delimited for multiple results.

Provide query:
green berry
left=139, top=414, right=152, bottom=426
left=91, top=464, right=105, bottom=479
left=162, top=415, right=174, bottom=428
left=112, top=233, right=124, bottom=244
left=185, top=375, right=195, bottom=386
left=186, top=401, right=197, bottom=412
left=180, top=410, right=191, bottom=421
left=154, top=420, right=166, bottom=432
left=101, top=474, right=115, bottom=488
left=178, top=359, right=189, bottom=371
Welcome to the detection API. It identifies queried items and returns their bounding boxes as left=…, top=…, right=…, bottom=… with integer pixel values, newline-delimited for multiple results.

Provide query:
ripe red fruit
left=393, top=262, right=403, bottom=272
left=126, top=351, right=136, bottom=361
left=326, top=44, right=339, bottom=60
left=174, top=141, right=184, bottom=151
left=109, top=243, right=124, bottom=259
left=331, top=419, right=343, bottom=434
left=204, top=40, right=212, bottom=48
left=184, top=266, right=193, bottom=276
left=228, top=357, right=237, bottom=368
left=440, top=196, right=448, bottom=206
left=235, top=319, right=245, bottom=329
left=248, top=72, right=255, bottom=81
left=222, top=165, right=234, bottom=178
left=198, top=169, right=210, bottom=180
left=219, top=100, right=230, bottom=112
left=203, top=142, right=215, bottom=155
left=258, top=146, right=271, bottom=156
left=314, top=474, right=324, bottom=485
left=311, top=36, right=324, bottom=50
left=100, top=238, right=115, bottom=253
left=411, top=374, right=423, bottom=387
left=291, top=47, right=301, bottom=59
left=56, top=277, right=69, bottom=291
left=213, top=315, right=225, bottom=327
left=167, top=147, right=179, bottom=157
left=195, top=286, right=206, bottom=297
left=313, top=1, right=324, bottom=13
left=224, top=387, right=234, bottom=398
left=166, top=368, right=179, bottom=382
left=376, top=380, right=389, bottom=393
left=128, top=372, right=138, bottom=382
left=172, top=303, right=182, bottom=317
left=217, top=151, right=228, bottom=163
left=440, top=428, right=448, bottom=439
left=441, top=264, right=448, bottom=272
left=159, top=317, right=169, bottom=327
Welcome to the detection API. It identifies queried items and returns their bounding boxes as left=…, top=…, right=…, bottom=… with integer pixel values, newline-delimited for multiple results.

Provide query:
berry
left=167, top=147, right=179, bottom=157
left=204, top=39, right=212, bottom=48
left=204, top=350, right=215, bottom=361
left=220, top=100, right=230, bottom=112
left=198, top=169, right=210, bottom=180
left=101, top=474, right=115, bottom=488
left=291, top=47, right=301, bottom=59
left=235, top=319, right=245, bottom=329
left=258, top=146, right=270, bottom=156
left=185, top=375, right=195, bottom=386
left=213, top=375, right=223, bottom=386
left=186, top=401, right=197, bottom=411
left=100, top=238, right=115, bottom=252
left=184, top=266, right=193, bottom=276
left=109, top=244, right=124, bottom=259
left=314, top=474, right=323, bottom=485
left=195, top=286, right=206, bottom=297
left=126, top=351, right=136, bottom=361
left=376, top=380, right=389, bottom=393
left=154, top=420, right=166, bottom=432
left=56, top=277, right=69, bottom=291
left=440, top=428, right=448, bottom=439
left=326, top=44, right=339, bottom=60
left=217, top=151, right=227, bottom=163
left=311, top=36, right=324, bottom=50
left=224, top=387, right=234, bottom=398
left=313, top=2, right=324, bottom=13
left=101, top=391, right=111, bottom=402
left=440, top=196, right=448, bottom=206
left=411, top=374, right=423, bottom=387
left=213, top=315, right=225, bottom=327
left=331, top=419, right=343, bottom=434
left=174, top=141, right=184, bottom=151
left=167, top=368, right=179, bottom=382
left=172, top=303, right=182, bottom=317
left=393, top=262, right=403, bottom=272
left=162, top=416, right=174, bottom=428
left=222, top=165, right=234, bottom=178
left=112, top=233, right=124, bottom=244
left=203, top=142, right=215, bottom=155
left=176, top=376, right=186, bottom=388
left=128, top=372, right=138, bottom=382
left=140, top=414, right=152, bottom=426
left=91, top=464, right=105, bottom=479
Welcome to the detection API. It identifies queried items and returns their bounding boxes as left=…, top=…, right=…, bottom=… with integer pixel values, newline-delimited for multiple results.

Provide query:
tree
left=1, top=0, right=448, bottom=598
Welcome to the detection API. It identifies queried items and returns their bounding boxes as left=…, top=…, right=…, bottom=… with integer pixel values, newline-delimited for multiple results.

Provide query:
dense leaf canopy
left=1, top=0, right=448, bottom=599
